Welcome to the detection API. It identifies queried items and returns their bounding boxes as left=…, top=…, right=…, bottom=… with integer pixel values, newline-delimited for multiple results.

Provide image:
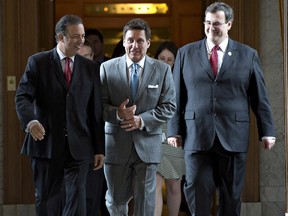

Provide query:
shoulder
left=28, top=49, right=54, bottom=62
left=146, top=56, right=169, bottom=69
left=102, top=56, right=123, bottom=67
left=229, top=39, right=257, bottom=53
left=180, top=40, right=203, bottom=50
left=178, top=40, right=204, bottom=56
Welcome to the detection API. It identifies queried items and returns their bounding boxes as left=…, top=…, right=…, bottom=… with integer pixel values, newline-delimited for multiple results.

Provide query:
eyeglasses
left=203, top=21, right=227, bottom=27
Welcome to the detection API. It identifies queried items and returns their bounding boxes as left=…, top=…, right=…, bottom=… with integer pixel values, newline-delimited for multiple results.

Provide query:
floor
left=161, top=184, right=191, bottom=216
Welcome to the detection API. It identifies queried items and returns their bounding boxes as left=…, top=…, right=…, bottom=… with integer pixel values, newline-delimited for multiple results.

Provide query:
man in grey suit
left=167, top=2, right=276, bottom=216
left=100, top=18, right=176, bottom=215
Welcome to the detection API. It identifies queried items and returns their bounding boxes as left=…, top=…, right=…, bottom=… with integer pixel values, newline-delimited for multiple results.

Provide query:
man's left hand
left=93, top=154, right=105, bottom=170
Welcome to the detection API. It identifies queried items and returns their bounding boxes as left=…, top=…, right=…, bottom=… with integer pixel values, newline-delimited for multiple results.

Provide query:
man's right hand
left=118, top=99, right=136, bottom=120
left=30, top=122, right=45, bottom=141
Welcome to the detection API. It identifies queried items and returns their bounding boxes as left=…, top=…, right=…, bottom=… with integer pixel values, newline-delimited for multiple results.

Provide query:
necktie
left=130, top=63, right=139, bottom=101
left=210, top=45, right=219, bottom=76
left=64, top=57, right=72, bottom=88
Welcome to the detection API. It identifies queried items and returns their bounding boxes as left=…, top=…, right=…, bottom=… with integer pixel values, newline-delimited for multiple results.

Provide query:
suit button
left=212, top=113, right=217, bottom=117
left=214, top=98, right=217, bottom=101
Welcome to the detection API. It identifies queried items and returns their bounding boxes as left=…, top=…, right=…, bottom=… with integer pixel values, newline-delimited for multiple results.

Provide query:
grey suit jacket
left=100, top=55, right=176, bottom=164
left=168, top=38, right=275, bottom=152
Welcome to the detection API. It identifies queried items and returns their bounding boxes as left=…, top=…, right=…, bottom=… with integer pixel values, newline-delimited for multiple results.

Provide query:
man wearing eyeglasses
left=167, top=2, right=276, bottom=216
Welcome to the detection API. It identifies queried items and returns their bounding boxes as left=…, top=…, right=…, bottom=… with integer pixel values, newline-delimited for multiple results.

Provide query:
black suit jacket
left=168, top=38, right=275, bottom=152
left=15, top=48, right=104, bottom=160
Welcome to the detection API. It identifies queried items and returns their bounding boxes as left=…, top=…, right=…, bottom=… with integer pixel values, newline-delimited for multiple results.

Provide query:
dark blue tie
left=130, top=63, right=139, bottom=101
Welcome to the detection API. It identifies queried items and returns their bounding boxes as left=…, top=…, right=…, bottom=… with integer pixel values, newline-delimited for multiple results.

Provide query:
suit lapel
left=218, top=39, right=237, bottom=78
left=51, top=48, right=67, bottom=89
left=136, top=56, right=154, bottom=101
left=196, top=39, right=215, bottom=80
left=117, top=56, right=131, bottom=97
left=70, top=55, right=82, bottom=89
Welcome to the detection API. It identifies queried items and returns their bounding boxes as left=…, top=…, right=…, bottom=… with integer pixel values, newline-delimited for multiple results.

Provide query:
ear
left=147, top=39, right=151, bottom=48
left=227, top=21, right=232, bottom=30
left=57, top=33, right=64, bottom=42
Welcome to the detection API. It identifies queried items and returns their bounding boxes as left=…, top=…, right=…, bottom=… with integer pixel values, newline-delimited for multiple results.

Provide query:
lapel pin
left=228, top=52, right=232, bottom=56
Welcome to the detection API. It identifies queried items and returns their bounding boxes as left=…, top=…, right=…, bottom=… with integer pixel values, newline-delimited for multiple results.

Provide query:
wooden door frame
left=2, top=0, right=54, bottom=203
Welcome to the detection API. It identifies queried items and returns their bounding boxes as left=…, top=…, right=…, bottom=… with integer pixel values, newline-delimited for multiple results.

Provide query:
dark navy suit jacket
left=16, top=48, right=104, bottom=160
left=168, top=38, right=275, bottom=152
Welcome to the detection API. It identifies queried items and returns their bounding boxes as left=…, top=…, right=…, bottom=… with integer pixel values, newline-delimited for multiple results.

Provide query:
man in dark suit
left=15, top=15, right=105, bottom=216
left=100, top=18, right=176, bottom=215
left=167, top=2, right=276, bottom=216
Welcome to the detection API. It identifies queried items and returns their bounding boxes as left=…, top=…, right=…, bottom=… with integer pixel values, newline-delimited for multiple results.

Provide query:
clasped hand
left=118, top=99, right=141, bottom=131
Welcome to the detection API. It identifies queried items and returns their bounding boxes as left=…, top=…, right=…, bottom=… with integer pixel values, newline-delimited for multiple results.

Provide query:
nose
left=132, top=41, right=139, bottom=47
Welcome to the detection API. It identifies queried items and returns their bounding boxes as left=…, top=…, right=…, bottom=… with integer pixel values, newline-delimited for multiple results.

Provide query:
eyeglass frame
left=203, top=21, right=228, bottom=27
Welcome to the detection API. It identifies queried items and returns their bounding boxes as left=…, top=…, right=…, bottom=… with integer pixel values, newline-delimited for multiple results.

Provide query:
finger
left=131, top=105, right=137, bottom=114
left=94, top=161, right=104, bottom=170
left=119, top=99, right=129, bottom=109
left=120, top=123, right=131, bottom=129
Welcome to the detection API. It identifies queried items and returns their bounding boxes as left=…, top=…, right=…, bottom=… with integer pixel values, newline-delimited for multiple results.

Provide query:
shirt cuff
left=25, top=120, right=39, bottom=133
left=261, top=136, right=276, bottom=141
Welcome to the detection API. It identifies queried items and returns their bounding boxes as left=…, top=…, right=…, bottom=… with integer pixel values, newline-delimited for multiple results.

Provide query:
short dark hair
left=55, top=15, right=83, bottom=42
left=85, top=28, right=104, bottom=43
left=123, top=18, right=151, bottom=40
left=154, top=41, right=178, bottom=59
left=205, top=2, right=234, bottom=23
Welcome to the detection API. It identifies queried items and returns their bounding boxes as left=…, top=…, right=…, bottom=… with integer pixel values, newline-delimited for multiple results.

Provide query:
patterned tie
left=64, top=57, right=72, bottom=88
left=210, top=45, right=219, bottom=76
left=130, top=63, right=139, bottom=101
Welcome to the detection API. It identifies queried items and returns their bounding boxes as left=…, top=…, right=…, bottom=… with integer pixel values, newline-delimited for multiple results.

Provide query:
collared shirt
left=56, top=45, right=75, bottom=73
left=206, top=37, right=229, bottom=73
left=126, top=56, right=145, bottom=85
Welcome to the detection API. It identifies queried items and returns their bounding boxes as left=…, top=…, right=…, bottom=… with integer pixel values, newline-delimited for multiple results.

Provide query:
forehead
left=205, top=11, right=226, bottom=20
left=124, top=29, right=147, bottom=40
left=66, top=24, right=85, bottom=34
left=159, top=49, right=174, bottom=57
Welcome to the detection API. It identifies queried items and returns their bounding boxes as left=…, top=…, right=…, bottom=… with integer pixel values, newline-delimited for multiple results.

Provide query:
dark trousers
left=31, top=142, right=90, bottom=216
left=86, top=166, right=109, bottom=216
left=184, top=137, right=247, bottom=216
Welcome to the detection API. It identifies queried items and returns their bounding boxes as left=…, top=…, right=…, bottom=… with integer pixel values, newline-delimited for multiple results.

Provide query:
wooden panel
left=177, top=15, right=203, bottom=46
left=171, top=0, right=204, bottom=46
left=3, top=0, right=54, bottom=204
left=55, top=4, right=83, bottom=21
left=3, top=0, right=24, bottom=204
